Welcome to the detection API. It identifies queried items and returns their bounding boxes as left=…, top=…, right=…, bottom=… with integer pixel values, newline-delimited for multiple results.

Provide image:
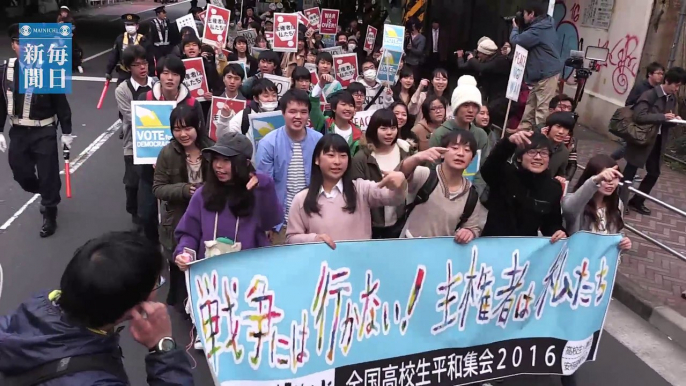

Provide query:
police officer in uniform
left=0, top=24, right=74, bottom=238
left=105, top=13, right=155, bottom=86
left=149, top=6, right=172, bottom=62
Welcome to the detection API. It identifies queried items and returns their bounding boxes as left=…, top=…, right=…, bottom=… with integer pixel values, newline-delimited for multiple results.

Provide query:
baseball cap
left=203, top=132, right=253, bottom=160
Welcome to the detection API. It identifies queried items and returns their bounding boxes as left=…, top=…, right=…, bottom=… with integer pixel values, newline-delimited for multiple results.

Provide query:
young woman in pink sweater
left=286, top=134, right=408, bottom=249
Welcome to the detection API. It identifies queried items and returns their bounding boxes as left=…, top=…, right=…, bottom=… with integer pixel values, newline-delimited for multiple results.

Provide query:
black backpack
left=1, top=350, right=128, bottom=386
left=404, top=168, right=480, bottom=232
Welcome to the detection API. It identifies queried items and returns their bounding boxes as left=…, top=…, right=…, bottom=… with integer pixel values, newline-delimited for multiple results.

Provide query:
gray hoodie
left=356, top=76, right=394, bottom=111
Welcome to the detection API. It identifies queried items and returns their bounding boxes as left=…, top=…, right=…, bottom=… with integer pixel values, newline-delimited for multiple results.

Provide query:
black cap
left=122, top=13, right=141, bottom=23
left=203, top=132, right=254, bottom=160
left=154, top=6, right=166, bottom=14
left=545, top=111, right=576, bottom=131
left=8, top=24, right=19, bottom=41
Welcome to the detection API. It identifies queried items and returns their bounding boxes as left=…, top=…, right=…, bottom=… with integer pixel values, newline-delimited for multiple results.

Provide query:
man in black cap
left=0, top=24, right=75, bottom=237
left=105, top=13, right=155, bottom=86
left=149, top=6, right=172, bottom=63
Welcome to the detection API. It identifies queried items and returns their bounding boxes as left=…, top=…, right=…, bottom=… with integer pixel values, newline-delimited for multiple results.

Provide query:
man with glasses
left=0, top=231, right=192, bottom=384
left=115, top=45, right=157, bottom=230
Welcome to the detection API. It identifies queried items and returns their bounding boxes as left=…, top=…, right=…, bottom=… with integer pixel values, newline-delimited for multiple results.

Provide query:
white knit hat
left=451, top=75, right=482, bottom=112
left=477, top=38, right=498, bottom=55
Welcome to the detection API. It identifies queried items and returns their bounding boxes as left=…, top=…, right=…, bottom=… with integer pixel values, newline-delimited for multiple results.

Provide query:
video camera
left=503, top=11, right=525, bottom=29
left=564, top=44, right=609, bottom=110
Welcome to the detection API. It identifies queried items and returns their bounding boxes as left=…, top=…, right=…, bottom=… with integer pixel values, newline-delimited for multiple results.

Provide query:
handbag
left=204, top=213, right=242, bottom=258
left=608, top=106, right=657, bottom=146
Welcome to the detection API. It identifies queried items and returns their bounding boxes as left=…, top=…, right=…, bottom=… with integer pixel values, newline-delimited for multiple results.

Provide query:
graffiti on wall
left=553, top=0, right=639, bottom=96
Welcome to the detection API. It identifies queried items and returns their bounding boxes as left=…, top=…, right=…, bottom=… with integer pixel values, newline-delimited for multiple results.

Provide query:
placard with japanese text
left=18, top=23, right=72, bottom=94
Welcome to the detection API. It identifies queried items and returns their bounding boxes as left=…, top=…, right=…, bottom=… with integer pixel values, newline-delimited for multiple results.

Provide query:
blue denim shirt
left=255, top=126, right=323, bottom=231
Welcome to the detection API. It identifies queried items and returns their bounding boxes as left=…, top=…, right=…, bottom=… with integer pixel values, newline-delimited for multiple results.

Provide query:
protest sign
left=320, top=9, right=339, bottom=35
left=188, top=233, right=620, bottom=385
left=222, top=48, right=231, bottom=58
left=251, top=46, right=267, bottom=59
left=297, top=12, right=311, bottom=29
left=321, top=34, right=335, bottom=48
left=264, top=31, right=275, bottom=46
left=182, top=58, right=210, bottom=101
left=228, top=60, right=247, bottom=80
left=377, top=49, right=403, bottom=83
left=463, top=149, right=481, bottom=182
left=333, top=53, right=358, bottom=88
left=209, top=97, right=246, bottom=141
left=364, top=25, right=378, bottom=53
left=176, top=14, right=199, bottom=41
left=237, top=29, right=258, bottom=48
left=320, top=46, right=343, bottom=56
left=131, top=101, right=175, bottom=164
left=248, top=111, right=285, bottom=145
left=273, top=13, right=299, bottom=52
left=353, top=110, right=374, bottom=132
left=263, top=74, right=291, bottom=99
left=202, top=5, right=231, bottom=46
left=382, top=24, right=405, bottom=52
left=304, top=7, right=321, bottom=31
left=209, top=0, right=223, bottom=6
left=506, top=45, right=528, bottom=101
left=198, top=10, right=206, bottom=24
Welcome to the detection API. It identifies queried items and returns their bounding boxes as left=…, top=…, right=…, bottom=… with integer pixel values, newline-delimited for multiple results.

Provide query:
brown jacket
left=152, top=137, right=214, bottom=251
left=627, top=86, right=675, bottom=168
left=411, top=119, right=438, bottom=151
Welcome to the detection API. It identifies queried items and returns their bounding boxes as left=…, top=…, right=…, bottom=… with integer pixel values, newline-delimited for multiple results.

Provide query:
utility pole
left=667, top=0, right=686, bottom=68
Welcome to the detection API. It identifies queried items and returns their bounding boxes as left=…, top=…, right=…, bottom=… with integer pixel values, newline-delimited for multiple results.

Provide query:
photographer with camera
left=456, top=38, right=510, bottom=104
left=509, top=1, right=563, bottom=132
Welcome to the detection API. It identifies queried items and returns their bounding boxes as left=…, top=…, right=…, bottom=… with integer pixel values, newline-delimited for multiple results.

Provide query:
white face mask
left=260, top=101, right=278, bottom=111
left=363, top=69, right=377, bottom=82
left=348, top=44, right=357, bottom=51
left=125, top=26, right=137, bottom=34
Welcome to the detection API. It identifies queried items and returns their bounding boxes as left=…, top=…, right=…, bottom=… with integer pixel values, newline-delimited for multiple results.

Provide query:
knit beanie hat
left=477, top=38, right=498, bottom=56
left=451, top=75, right=482, bottom=112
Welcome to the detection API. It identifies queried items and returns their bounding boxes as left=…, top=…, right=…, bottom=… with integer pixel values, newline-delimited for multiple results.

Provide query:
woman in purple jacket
left=173, top=131, right=283, bottom=269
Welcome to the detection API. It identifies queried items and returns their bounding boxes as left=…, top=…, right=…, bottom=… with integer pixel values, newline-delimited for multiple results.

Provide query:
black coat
left=626, top=85, right=675, bottom=168
left=481, top=138, right=565, bottom=237
left=463, top=53, right=511, bottom=103
left=226, top=52, right=258, bottom=78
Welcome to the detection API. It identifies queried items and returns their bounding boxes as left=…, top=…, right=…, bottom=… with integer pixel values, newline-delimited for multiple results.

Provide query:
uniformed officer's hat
left=154, top=6, right=166, bottom=14
left=8, top=24, right=19, bottom=41
left=121, top=13, right=141, bottom=23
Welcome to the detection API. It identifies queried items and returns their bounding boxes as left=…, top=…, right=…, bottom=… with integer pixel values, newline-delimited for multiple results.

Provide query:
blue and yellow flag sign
left=18, top=23, right=73, bottom=94
left=187, top=233, right=620, bottom=385
left=131, top=101, right=176, bottom=164
left=382, top=24, right=405, bottom=53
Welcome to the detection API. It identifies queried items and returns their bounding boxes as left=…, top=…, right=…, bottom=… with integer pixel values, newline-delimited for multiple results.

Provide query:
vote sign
left=263, top=74, right=291, bottom=99
left=182, top=58, right=210, bottom=101
left=304, top=7, right=321, bottom=31
left=382, top=24, right=405, bottom=52
left=209, top=97, right=247, bottom=141
left=506, top=45, right=529, bottom=101
left=273, top=13, right=298, bottom=52
left=364, top=25, right=378, bottom=53
left=333, top=53, right=358, bottom=88
left=131, top=101, right=176, bottom=165
left=320, top=9, right=339, bottom=35
left=202, top=5, right=231, bottom=46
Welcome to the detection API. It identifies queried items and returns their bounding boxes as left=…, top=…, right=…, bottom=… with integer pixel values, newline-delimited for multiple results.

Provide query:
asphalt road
left=0, top=4, right=685, bottom=385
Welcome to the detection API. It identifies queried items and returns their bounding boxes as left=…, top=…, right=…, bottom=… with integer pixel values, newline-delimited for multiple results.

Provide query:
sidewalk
left=574, top=126, right=686, bottom=347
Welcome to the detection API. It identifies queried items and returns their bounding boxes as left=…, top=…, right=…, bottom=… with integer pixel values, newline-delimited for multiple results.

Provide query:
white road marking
left=82, top=49, right=112, bottom=63
left=71, top=76, right=118, bottom=82
left=604, top=300, right=686, bottom=385
left=0, top=120, right=122, bottom=232
left=0, top=263, right=3, bottom=302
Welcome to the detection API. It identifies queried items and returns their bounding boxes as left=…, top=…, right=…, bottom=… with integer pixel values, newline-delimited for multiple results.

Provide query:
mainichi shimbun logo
left=58, top=25, right=71, bottom=37
left=19, top=25, right=32, bottom=37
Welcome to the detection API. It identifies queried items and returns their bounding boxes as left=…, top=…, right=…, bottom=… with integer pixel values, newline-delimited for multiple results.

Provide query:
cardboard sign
left=364, top=25, right=378, bottom=53
left=264, top=31, right=275, bottom=47
left=377, top=49, right=403, bottom=84
left=321, top=33, right=335, bottom=48
left=202, top=5, right=231, bottom=46
left=176, top=14, right=199, bottom=38
left=182, top=58, right=210, bottom=101
left=236, top=29, right=258, bottom=48
left=297, top=12, right=311, bottom=29
left=251, top=46, right=267, bottom=59
left=273, top=13, right=298, bottom=53
left=198, top=10, right=207, bottom=24
left=248, top=111, right=285, bottom=145
left=353, top=110, right=374, bottom=132
left=306, top=65, right=318, bottom=93
left=131, top=101, right=176, bottom=165
left=333, top=53, right=358, bottom=88
left=304, top=7, right=321, bottom=31
left=263, top=74, right=291, bottom=99
left=320, top=46, right=344, bottom=56
left=320, top=9, right=339, bottom=35
left=209, top=97, right=247, bottom=141
left=209, top=0, right=223, bottom=6
left=506, top=45, right=529, bottom=101
left=382, top=24, right=405, bottom=52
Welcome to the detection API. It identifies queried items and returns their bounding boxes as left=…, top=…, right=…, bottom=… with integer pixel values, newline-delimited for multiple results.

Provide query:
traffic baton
left=63, top=145, right=72, bottom=198
left=97, top=79, right=110, bottom=109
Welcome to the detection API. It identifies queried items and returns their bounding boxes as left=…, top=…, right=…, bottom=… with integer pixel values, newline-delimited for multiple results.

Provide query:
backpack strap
left=2, top=351, right=129, bottom=386
left=364, top=86, right=385, bottom=111
left=241, top=104, right=254, bottom=135
left=455, top=185, right=479, bottom=231
left=404, top=168, right=439, bottom=219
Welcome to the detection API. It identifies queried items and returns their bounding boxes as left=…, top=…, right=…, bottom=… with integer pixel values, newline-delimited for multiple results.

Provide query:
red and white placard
left=333, top=53, right=358, bottom=88
left=202, top=5, right=231, bottom=46
left=297, top=12, right=311, bottom=29
left=209, top=97, right=247, bottom=141
left=364, top=25, right=378, bottom=53
left=198, top=10, right=207, bottom=24
left=264, top=31, right=275, bottom=46
left=182, top=58, right=210, bottom=101
left=304, top=7, right=320, bottom=31
left=319, top=9, right=339, bottom=35
left=273, top=13, right=298, bottom=53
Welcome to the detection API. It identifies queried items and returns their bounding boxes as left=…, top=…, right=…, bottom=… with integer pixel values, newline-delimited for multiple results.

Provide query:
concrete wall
left=553, top=0, right=655, bottom=134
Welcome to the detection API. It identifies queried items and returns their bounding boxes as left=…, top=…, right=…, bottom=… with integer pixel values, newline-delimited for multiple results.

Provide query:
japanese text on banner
left=18, top=23, right=73, bottom=94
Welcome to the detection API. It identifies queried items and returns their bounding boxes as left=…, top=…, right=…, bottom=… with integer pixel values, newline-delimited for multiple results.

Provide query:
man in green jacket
left=429, top=75, right=489, bottom=194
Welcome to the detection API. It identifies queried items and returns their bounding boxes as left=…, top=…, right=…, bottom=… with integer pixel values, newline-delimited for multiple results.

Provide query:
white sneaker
left=194, top=336, right=203, bottom=350
left=78, top=66, right=83, bottom=73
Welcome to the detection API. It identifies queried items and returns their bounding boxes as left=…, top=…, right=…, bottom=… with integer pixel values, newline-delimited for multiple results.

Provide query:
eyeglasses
left=526, top=149, right=550, bottom=158
left=130, top=62, right=149, bottom=68
left=430, top=106, right=446, bottom=112
left=152, top=275, right=167, bottom=291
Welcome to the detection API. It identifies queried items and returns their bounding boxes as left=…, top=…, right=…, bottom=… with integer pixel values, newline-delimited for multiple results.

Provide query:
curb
left=613, top=273, right=686, bottom=349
